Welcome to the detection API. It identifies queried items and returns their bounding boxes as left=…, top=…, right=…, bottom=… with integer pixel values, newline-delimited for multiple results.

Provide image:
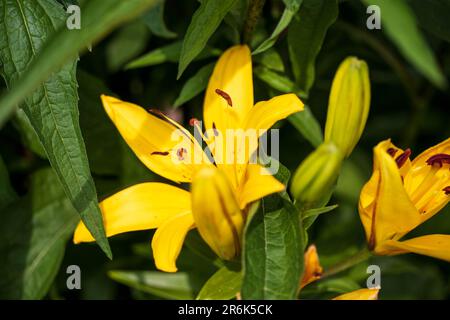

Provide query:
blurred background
left=0, top=0, right=449, bottom=299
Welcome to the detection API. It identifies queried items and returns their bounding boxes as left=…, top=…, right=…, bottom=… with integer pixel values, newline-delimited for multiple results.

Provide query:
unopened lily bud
left=290, top=143, right=344, bottom=209
left=191, top=166, right=244, bottom=261
left=325, top=57, right=370, bottom=157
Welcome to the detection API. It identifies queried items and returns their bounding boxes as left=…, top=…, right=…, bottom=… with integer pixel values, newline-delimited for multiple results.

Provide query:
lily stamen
left=215, top=89, right=233, bottom=107
left=426, top=154, right=450, bottom=167
left=387, top=148, right=398, bottom=157
left=444, top=186, right=450, bottom=195
left=395, top=148, right=411, bottom=168
left=151, top=151, right=170, bottom=156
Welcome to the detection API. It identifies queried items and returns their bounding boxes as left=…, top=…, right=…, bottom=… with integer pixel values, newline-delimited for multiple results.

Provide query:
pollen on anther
left=215, top=89, right=233, bottom=107
left=426, top=154, right=450, bottom=168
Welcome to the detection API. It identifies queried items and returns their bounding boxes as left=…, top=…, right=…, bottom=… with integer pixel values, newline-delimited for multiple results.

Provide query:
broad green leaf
left=363, top=0, right=446, bottom=88
left=0, top=0, right=112, bottom=258
left=254, top=49, right=285, bottom=72
left=288, top=0, right=338, bottom=95
left=174, top=62, right=214, bottom=107
left=197, top=264, right=242, bottom=300
left=77, top=70, right=121, bottom=176
left=242, top=196, right=304, bottom=299
left=125, top=41, right=220, bottom=70
left=254, top=66, right=296, bottom=93
left=0, top=168, right=79, bottom=299
left=0, top=154, right=17, bottom=208
left=142, top=0, right=177, bottom=38
left=288, top=106, right=323, bottom=148
left=109, top=271, right=195, bottom=299
left=13, top=109, right=46, bottom=158
left=253, top=0, right=303, bottom=55
left=106, top=21, right=150, bottom=72
left=409, top=0, right=450, bottom=43
left=177, top=0, right=237, bottom=78
left=0, top=0, right=161, bottom=126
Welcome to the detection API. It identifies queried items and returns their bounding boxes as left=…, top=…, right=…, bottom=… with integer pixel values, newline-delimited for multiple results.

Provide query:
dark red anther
left=426, top=154, right=450, bottom=168
left=395, top=148, right=411, bottom=168
left=151, top=151, right=169, bottom=156
left=215, top=89, right=233, bottom=107
left=189, top=118, right=199, bottom=126
left=387, top=148, right=398, bottom=157
left=177, top=148, right=187, bottom=161
left=443, top=186, right=450, bottom=195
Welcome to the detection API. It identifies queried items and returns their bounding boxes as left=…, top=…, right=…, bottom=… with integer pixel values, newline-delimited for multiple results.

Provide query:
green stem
left=242, top=0, right=266, bottom=44
left=322, top=246, right=371, bottom=278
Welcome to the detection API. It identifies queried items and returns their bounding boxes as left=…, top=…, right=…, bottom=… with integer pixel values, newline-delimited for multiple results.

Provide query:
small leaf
left=126, top=41, right=220, bottom=70
left=142, top=0, right=177, bottom=38
left=174, top=62, right=215, bottom=107
left=253, top=0, right=303, bottom=55
left=197, top=264, right=242, bottom=300
left=254, top=49, right=285, bottom=72
left=288, top=0, right=338, bottom=95
left=302, top=204, right=338, bottom=220
left=363, top=0, right=446, bottom=88
left=254, top=66, right=297, bottom=93
left=177, top=0, right=237, bottom=78
left=288, top=106, right=323, bottom=148
left=0, top=168, right=79, bottom=299
left=109, top=271, right=195, bottom=300
left=242, top=196, right=304, bottom=300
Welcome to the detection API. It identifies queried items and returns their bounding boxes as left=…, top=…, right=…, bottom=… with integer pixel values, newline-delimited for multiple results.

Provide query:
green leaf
left=142, top=0, right=177, bottom=38
left=242, top=196, right=304, bottom=299
left=363, top=0, right=447, bottom=88
left=253, top=0, right=303, bottom=55
left=288, top=106, right=323, bottom=147
left=254, top=66, right=297, bottom=93
left=302, top=204, right=338, bottom=229
left=77, top=70, right=121, bottom=176
left=109, top=271, right=195, bottom=299
left=177, top=0, right=237, bottom=78
left=288, top=0, right=338, bottom=95
left=0, top=154, right=17, bottom=209
left=0, top=168, right=79, bottom=299
left=0, top=0, right=161, bottom=126
left=174, top=63, right=215, bottom=107
left=125, top=41, right=220, bottom=70
left=197, top=264, right=242, bottom=300
left=254, top=49, right=285, bottom=72
left=0, top=0, right=114, bottom=258
left=409, top=0, right=450, bottom=43
left=13, top=109, right=46, bottom=158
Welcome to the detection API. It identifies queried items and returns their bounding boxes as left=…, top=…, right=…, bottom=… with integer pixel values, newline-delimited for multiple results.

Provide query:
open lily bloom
left=359, top=138, right=450, bottom=261
left=73, top=45, right=304, bottom=272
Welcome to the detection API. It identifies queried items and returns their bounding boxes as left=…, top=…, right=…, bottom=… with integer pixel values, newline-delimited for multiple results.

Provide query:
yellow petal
left=203, top=45, right=253, bottom=133
left=332, top=288, right=379, bottom=300
left=73, top=183, right=191, bottom=243
left=151, top=212, right=195, bottom=272
left=191, top=166, right=244, bottom=260
left=101, top=95, right=206, bottom=183
left=358, top=140, right=420, bottom=250
left=381, top=235, right=450, bottom=262
left=237, top=164, right=285, bottom=210
left=300, top=245, right=323, bottom=289
left=403, top=137, right=450, bottom=219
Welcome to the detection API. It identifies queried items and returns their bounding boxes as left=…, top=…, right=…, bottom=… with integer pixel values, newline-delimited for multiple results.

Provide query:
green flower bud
left=325, top=57, right=371, bottom=157
left=290, top=143, right=344, bottom=209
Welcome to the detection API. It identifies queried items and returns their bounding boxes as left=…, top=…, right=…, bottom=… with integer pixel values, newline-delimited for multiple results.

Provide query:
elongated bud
left=290, top=143, right=344, bottom=209
left=325, top=57, right=371, bottom=157
left=191, top=166, right=244, bottom=261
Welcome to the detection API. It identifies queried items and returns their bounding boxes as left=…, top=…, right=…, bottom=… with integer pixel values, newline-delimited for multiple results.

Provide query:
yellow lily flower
left=300, top=245, right=323, bottom=289
left=73, top=45, right=304, bottom=272
left=332, top=288, right=379, bottom=300
left=359, top=138, right=450, bottom=261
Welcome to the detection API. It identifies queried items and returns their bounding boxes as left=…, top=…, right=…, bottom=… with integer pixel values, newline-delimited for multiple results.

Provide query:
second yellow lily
left=73, top=45, right=304, bottom=272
